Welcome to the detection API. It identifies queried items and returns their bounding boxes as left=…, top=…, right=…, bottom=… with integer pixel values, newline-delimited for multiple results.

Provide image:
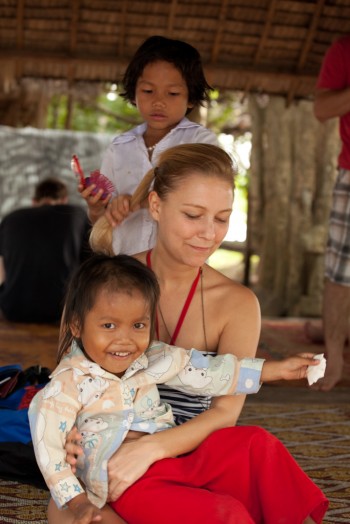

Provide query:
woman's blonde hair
left=90, top=143, right=236, bottom=255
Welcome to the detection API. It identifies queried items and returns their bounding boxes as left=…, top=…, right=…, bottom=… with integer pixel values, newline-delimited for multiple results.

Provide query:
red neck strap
left=146, top=250, right=201, bottom=345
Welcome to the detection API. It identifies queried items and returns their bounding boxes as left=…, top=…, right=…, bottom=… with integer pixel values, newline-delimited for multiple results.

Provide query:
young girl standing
left=82, top=35, right=218, bottom=255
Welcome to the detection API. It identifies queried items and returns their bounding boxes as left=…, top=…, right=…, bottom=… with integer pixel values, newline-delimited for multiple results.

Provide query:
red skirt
left=111, top=426, right=329, bottom=524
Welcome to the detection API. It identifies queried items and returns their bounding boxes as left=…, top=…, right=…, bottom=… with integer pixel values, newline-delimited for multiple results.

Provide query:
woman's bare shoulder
left=204, top=263, right=258, bottom=306
left=203, top=264, right=260, bottom=356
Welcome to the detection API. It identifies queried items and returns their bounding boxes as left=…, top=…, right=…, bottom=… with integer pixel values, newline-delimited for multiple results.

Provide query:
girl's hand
left=78, top=183, right=111, bottom=223
left=107, top=435, right=162, bottom=501
left=104, top=194, right=140, bottom=227
left=68, top=494, right=102, bottom=524
left=262, top=353, right=319, bottom=382
left=65, top=426, right=84, bottom=474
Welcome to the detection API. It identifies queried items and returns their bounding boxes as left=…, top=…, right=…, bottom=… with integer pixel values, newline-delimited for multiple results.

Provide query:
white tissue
left=307, top=353, right=327, bottom=386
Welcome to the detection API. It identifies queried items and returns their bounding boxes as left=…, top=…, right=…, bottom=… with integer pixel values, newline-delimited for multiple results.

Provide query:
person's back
left=0, top=178, right=91, bottom=323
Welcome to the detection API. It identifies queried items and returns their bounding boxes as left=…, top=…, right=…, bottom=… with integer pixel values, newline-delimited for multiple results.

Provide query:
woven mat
left=0, top=402, right=349, bottom=523
left=0, top=480, right=48, bottom=523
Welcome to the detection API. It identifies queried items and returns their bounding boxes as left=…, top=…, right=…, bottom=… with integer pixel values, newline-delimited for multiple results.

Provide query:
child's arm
left=156, top=345, right=319, bottom=396
left=67, top=493, right=102, bottom=523
left=78, top=182, right=112, bottom=224
left=104, top=195, right=133, bottom=227
left=156, top=345, right=264, bottom=395
left=49, top=494, right=127, bottom=524
left=28, top=376, right=86, bottom=510
left=104, top=192, right=149, bottom=228
left=261, top=353, right=320, bottom=382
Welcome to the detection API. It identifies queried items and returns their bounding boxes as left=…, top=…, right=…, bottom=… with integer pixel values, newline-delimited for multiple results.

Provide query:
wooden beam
left=66, top=0, right=80, bottom=128
left=0, top=52, right=317, bottom=96
left=254, top=0, right=278, bottom=65
left=297, top=0, right=326, bottom=71
left=15, top=0, right=26, bottom=84
left=167, top=0, right=178, bottom=37
left=118, top=1, right=128, bottom=57
left=211, top=0, right=229, bottom=64
left=70, top=0, right=80, bottom=54
left=16, top=0, right=25, bottom=49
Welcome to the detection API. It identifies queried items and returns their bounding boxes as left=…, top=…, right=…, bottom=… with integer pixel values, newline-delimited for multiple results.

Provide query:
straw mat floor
left=0, top=480, right=48, bottom=524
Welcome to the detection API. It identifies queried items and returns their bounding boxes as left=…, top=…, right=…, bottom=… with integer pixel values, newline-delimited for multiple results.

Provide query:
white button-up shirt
left=100, top=118, right=218, bottom=255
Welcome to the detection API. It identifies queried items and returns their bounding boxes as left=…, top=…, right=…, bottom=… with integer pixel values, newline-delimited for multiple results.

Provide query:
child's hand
left=65, top=426, right=84, bottom=474
left=105, top=195, right=134, bottom=227
left=68, top=494, right=102, bottom=524
left=262, top=353, right=320, bottom=382
left=78, top=183, right=111, bottom=224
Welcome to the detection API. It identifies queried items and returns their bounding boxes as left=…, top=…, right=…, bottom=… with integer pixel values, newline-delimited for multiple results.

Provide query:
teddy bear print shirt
left=28, top=340, right=264, bottom=509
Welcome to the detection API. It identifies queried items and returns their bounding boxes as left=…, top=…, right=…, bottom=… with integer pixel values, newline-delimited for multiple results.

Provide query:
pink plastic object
left=71, top=155, right=115, bottom=199
left=85, top=170, right=115, bottom=199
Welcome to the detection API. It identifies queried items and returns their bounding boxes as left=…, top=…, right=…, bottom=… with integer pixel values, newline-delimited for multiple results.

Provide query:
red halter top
left=146, top=250, right=201, bottom=345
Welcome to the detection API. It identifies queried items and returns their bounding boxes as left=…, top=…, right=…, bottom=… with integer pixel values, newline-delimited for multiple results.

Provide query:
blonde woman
left=62, top=144, right=328, bottom=524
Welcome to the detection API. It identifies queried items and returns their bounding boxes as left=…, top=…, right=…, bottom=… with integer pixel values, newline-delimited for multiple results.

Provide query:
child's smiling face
left=72, top=288, right=152, bottom=377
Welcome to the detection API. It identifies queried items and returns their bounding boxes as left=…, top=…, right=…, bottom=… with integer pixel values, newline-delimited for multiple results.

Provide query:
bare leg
left=313, top=279, right=347, bottom=391
left=303, top=518, right=317, bottom=524
left=48, top=497, right=127, bottom=524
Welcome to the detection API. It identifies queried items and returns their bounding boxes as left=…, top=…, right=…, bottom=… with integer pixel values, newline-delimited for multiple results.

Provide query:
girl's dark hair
left=58, top=254, right=160, bottom=363
left=121, top=35, right=213, bottom=107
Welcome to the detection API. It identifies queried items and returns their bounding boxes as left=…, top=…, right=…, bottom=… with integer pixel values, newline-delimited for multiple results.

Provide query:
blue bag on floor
left=0, top=364, right=51, bottom=488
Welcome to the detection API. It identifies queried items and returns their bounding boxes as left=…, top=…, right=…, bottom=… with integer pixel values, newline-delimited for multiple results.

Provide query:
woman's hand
left=65, top=426, right=84, bottom=474
left=107, top=435, right=163, bottom=501
left=262, top=353, right=319, bottom=382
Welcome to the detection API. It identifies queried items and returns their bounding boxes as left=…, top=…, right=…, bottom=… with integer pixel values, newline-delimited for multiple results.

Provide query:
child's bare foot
left=312, top=354, right=343, bottom=391
left=304, top=321, right=324, bottom=344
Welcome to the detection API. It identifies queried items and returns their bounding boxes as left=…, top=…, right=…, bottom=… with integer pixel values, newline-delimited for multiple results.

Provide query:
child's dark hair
left=58, top=254, right=160, bottom=363
left=121, top=35, right=213, bottom=107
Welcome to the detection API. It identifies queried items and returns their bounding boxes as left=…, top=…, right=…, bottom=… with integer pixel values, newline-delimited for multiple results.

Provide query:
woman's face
left=149, top=173, right=234, bottom=266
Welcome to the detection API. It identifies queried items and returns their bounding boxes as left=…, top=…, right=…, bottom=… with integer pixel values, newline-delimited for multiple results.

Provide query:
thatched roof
left=1, top=0, right=350, bottom=102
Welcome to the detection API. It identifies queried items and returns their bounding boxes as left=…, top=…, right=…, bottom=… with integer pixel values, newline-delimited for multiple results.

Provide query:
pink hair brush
left=71, top=155, right=115, bottom=199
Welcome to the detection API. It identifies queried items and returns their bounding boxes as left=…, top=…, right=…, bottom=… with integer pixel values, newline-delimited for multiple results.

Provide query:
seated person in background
left=0, top=177, right=91, bottom=323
